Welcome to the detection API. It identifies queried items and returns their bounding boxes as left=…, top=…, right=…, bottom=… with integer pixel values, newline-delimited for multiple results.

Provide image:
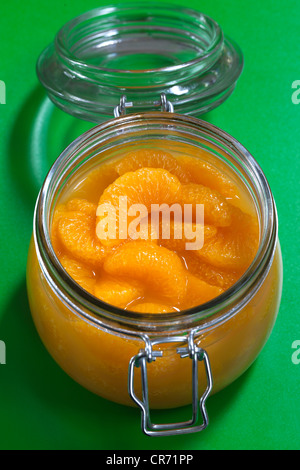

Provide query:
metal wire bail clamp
left=128, top=329, right=213, bottom=437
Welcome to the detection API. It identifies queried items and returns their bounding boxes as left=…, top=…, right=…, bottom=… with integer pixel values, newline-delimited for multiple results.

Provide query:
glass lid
left=37, top=3, right=244, bottom=123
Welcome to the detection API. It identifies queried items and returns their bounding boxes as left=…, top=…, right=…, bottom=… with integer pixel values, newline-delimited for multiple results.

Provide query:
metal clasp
left=128, top=330, right=213, bottom=437
left=114, top=93, right=174, bottom=118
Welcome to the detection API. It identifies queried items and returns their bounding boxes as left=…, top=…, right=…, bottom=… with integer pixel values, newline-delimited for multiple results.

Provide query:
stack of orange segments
left=51, top=149, right=259, bottom=313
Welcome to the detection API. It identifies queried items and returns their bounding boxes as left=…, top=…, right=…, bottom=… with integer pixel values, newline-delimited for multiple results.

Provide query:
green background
left=0, top=0, right=299, bottom=450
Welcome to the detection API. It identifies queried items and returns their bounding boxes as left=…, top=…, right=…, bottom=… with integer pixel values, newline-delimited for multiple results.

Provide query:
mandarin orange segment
left=99, top=167, right=181, bottom=210
left=182, top=273, right=224, bottom=310
left=181, top=251, right=241, bottom=290
left=195, top=209, right=259, bottom=271
left=96, top=168, right=181, bottom=246
left=115, top=149, right=191, bottom=183
left=158, top=220, right=217, bottom=252
left=176, top=183, right=232, bottom=227
left=128, top=218, right=159, bottom=243
left=51, top=203, right=68, bottom=255
left=67, top=163, right=119, bottom=203
left=94, top=278, right=143, bottom=308
left=128, top=302, right=176, bottom=313
left=50, top=146, right=259, bottom=314
left=59, top=254, right=96, bottom=294
left=103, top=241, right=188, bottom=304
left=195, top=231, right=249, bottom=270
left=178, top=155, right=238, bottom=199
left=58, top=210, right=107, bottom=266
left=65, top=198, right=97, bottom=216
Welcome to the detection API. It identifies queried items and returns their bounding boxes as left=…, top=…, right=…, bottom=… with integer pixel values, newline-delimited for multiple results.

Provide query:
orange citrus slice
left=64, top=198, right=97, bottom=216
left=94, top=278, right=143, bottom=308
left=115, top=149, right=190, bottom=183
left=67, top=163, right=119, bottom=203
left=96, top=168, right=181, bottom=246
left=128, top=302, right=176, bottom=313
left=196, top=209, right=259, bottom=270
left=176, top=183, right=233, bottom=227
left=181, top=251, right=241, bottom=290
left=182, top=273, right=224, bottom=310
left=59, top=254, right=96, bottom=294
left=51, top=203, right=68, bottom=255
left=57, top=199, right=108, bottom=266
left=103, top=240, right=188, bottom=304
left=158, top=220, right=217, bottom=252
left=178, top=155, right=238, bottom=198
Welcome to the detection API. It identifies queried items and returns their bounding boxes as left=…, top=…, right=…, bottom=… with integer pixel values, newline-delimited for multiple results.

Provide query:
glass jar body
left=26, top=113, right=283, bottom=410
left=27, top=238, right=282, bottom=409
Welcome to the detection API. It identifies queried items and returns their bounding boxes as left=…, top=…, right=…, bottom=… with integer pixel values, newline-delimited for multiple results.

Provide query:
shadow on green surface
left=7, top=86, right=95, bottom=208
left=8, top=86, right=51, bottom=207
left=0, top=279, right=255, bottom=450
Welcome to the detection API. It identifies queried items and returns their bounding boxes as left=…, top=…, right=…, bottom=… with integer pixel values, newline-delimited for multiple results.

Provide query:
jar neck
left=34, top=113, right=277, bottom=338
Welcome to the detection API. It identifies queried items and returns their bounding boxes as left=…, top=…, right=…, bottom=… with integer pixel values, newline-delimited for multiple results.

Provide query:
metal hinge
left=114, top=93, right=174, bottom=117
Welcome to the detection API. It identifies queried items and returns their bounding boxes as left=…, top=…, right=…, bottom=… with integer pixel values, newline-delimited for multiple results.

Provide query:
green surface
left=0, top=0, right=299, bottom=450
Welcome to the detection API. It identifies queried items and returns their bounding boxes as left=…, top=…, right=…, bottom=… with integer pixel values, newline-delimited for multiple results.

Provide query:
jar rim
left=55, top=3, right=223, bottom=74
left=34, top=112, right=277, bottom=337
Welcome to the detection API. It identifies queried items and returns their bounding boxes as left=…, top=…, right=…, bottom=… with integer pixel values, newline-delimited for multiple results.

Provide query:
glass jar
left=26, top=112, right=282, bottom=436
left=37, top=4, right=243, bottom=122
